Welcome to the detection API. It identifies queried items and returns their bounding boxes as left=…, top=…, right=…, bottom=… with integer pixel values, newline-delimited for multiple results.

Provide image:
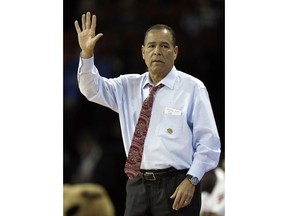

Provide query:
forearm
left=77, top=55, right=120, bottom=111
left=188, top=136, right=221, bottom=180
left=77, top=56, right=100, bottom=100
left=189, top=87, right=221, bottom=180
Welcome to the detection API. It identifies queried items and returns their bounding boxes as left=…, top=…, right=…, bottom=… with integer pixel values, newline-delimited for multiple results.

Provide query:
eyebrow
left=146, top=41, right=170, bottom=46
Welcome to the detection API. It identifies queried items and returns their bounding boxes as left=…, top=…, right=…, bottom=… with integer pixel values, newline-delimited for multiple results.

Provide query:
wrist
left=81, top=51, right=93, bottom=59
left=186, top=174, right=199, bottom=186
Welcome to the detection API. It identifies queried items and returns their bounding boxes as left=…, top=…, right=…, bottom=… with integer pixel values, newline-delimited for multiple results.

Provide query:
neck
left=149, top=69, right=170, bottom=85
left=149, top=68, right=172, bottom=85
left=149, top=74, right=163, bottom=85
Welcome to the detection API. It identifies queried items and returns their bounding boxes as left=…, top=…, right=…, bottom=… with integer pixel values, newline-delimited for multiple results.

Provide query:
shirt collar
left=142, top=66, right=177, bottom=90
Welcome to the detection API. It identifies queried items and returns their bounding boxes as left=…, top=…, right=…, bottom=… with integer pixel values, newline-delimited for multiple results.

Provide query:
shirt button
left=167, top=128, right=173, bottom=134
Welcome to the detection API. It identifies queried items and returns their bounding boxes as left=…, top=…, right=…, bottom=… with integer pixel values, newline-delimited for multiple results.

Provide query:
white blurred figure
left=71, top=130, right=103, bottom=183
left=200, top=159, right=225, bottom=216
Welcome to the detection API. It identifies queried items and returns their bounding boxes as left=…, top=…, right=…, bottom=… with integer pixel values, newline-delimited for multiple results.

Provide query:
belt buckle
left=144, top=172, right=156, bottom=181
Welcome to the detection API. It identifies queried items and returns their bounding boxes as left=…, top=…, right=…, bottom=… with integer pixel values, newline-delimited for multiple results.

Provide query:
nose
left=153, top=45, right=162, bottom=55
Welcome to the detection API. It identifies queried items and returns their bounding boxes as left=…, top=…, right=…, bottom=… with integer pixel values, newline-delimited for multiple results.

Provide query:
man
left=75, top=12, right=221, bottom=216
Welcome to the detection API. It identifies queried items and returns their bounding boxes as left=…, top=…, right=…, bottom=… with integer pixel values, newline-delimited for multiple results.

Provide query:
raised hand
left=74, top=12, right=103, bottom=58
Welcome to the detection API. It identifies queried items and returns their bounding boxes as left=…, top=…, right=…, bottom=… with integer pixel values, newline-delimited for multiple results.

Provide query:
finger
left=172, top=193, right=181, bottom=210
left=82, top=14, right=86, bottom=30
left=95, top=33, right=103, bottom=41
left=172, top=192, right=190, bottom=210
left=92, top=33, right=103, bottom=45
left=170, top=188, right=178, bottom=209
left=91, top=15, right=96, bottom=35
left=172, top=199, right=178, bottom=210
left=170, top=190, right=176, bottom=199
left=74, top=20, right=81, bottom=34
left=179, top=195, right=188, bottom=207
left=86, top=12, right=91, bottom=29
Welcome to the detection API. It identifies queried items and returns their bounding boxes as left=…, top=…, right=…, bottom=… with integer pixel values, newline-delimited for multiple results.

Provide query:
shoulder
left=118, top=72, right=147, bottom=83
left=176, top=69, right=205, bottom=89
left=114, top=72, right=148, bottom=90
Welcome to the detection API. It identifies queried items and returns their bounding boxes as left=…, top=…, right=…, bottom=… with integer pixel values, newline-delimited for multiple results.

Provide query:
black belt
left=139, top=167, right=188, bottom=181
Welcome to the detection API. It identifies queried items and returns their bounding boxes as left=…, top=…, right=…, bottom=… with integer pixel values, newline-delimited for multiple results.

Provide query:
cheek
left=143, top=52, right=152, bottom=60
left=142, top=52, right=149, bottom=61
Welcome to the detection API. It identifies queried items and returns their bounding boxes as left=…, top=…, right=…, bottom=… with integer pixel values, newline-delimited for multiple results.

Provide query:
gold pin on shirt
left=167, top=128, right=173, bottom=134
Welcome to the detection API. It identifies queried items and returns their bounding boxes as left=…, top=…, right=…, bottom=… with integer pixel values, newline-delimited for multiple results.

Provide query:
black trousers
left=124, top=171, right=201, bottom=216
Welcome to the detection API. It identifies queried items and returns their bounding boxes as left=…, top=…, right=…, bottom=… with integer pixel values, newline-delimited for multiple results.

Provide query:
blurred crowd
left=64, top=0, right=224, bottom=215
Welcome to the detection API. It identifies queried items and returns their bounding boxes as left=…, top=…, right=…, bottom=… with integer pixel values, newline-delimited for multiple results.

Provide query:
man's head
left=142, top=24, right=178, bottom=83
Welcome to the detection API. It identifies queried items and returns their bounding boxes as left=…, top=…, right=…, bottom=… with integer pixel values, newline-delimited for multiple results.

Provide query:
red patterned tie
left=124, top=84, right=164, bottom=179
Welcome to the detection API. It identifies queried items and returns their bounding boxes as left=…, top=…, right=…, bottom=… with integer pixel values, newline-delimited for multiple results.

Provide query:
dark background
left=64, top=0, right=224, bottom=215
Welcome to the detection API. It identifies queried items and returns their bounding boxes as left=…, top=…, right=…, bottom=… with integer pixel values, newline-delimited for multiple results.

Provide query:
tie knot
left=149, top=84, right=164, bottom=95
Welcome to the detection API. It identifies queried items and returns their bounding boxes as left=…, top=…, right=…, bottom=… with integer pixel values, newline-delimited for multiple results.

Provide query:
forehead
left=145, top=29, right=173, bottom=44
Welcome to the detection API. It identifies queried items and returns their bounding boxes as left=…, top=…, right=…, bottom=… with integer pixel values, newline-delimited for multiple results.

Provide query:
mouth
left=151, top=60, right=164, bottom=64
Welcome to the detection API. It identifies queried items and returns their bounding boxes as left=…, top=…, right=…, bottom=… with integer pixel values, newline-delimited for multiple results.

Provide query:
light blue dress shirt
left=77, top=57, right=221, bottom=180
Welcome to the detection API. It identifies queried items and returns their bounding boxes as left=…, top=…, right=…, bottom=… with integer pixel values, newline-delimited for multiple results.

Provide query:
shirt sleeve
left=77, top=56, right=121, bottom=112
left=188, top=85, right=221, bottom=180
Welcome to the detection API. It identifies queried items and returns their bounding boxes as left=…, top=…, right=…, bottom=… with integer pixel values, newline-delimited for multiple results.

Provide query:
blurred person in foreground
left=74, top=11, right=221, bottom=216
left=200, top=158, right=225, bottom=216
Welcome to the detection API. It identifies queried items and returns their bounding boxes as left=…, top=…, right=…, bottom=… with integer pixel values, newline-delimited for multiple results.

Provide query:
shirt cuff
left=187, top=166, right=205, bottom=181
left=78, top=56, right=94, bottom=74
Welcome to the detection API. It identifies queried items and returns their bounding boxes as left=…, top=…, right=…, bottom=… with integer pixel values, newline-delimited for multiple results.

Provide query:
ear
left=141, top=45, right=145, bottom=60
left=174, top=46, right=179, bottom=60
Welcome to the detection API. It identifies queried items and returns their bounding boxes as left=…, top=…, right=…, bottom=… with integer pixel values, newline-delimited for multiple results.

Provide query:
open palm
left=74, top=12, right=103, bottom=58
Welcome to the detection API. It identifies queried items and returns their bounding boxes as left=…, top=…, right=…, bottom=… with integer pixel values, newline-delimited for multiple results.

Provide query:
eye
left=161, top=44, right=169, bottom=49
left=147, top=44, right=155, bottom=48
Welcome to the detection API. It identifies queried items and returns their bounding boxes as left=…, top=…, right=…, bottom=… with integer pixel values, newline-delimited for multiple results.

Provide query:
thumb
left=92, top=33, right=103, bottom=44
